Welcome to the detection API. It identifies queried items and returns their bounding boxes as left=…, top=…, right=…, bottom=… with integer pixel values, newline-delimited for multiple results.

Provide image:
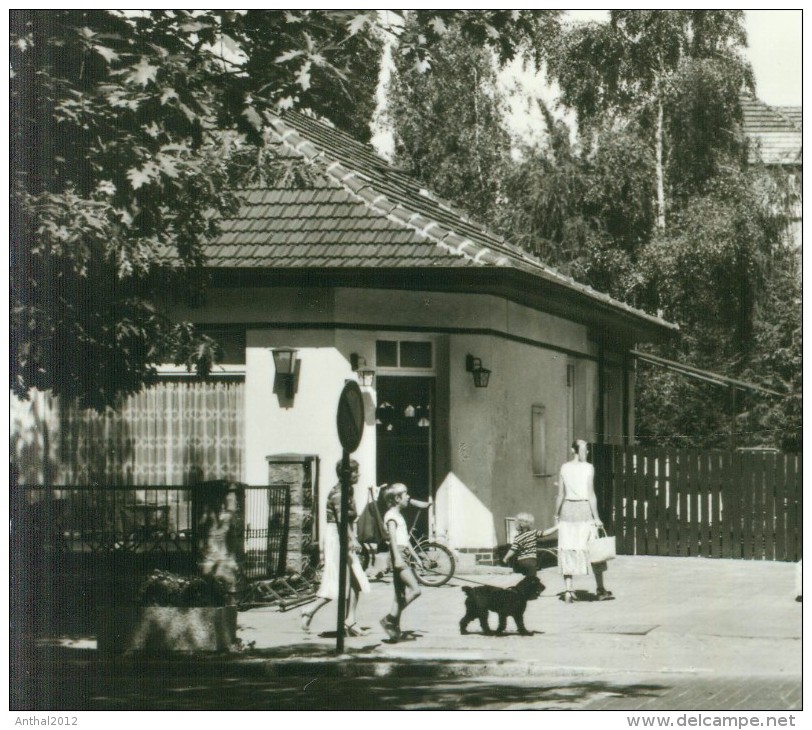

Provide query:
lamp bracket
left=466, top=354, right=481, bottom=372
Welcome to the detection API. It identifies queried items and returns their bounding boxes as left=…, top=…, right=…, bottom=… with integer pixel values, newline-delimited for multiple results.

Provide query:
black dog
left=459, top=574, right=545, bottom=636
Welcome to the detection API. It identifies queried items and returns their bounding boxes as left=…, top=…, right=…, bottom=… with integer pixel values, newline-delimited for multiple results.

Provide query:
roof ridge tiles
left=266, top=111, right=673, bottom=329
left=279, top=113, right=524, bottom=245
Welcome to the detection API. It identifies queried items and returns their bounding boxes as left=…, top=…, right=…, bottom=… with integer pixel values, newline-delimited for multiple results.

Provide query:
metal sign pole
left=335, top=450, right=351, bottom=654
left=334, top=380, right=364, bottom=656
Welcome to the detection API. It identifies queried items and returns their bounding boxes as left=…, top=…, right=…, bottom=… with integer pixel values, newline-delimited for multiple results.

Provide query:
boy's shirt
left=511, top=529, right=543, bottom=561
left=384, top=507, right=409, bottom=547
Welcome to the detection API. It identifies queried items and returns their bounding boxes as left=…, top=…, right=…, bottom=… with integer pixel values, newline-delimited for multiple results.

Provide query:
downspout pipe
left=597, top=344, right=606, bottom=446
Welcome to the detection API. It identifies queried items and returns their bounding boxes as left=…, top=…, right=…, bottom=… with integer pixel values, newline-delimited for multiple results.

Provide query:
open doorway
left=376, top=376, right=434, bottom=538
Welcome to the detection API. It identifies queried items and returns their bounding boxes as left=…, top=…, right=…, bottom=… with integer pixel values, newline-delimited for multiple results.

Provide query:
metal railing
left=15, top=483, right=292, bottom=592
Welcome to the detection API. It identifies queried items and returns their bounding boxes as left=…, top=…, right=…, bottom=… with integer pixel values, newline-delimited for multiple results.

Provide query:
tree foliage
left=663, top=56, right=751, bottom=201
left=543, top=11, right=796, bottom=450
left=386, top=10, right=798, bottom=450
left=11, top=9, right=550, bottom=410
left=11, top=10, right=244, bottom=409
left=495, top=110, right=656, bottom=301
left=387, top=12, right=573, bottom=260
left=387, top=19, right=515, bottom=225
left=549, top=10, right=753, bottom=227
left=739, top=247, right=802, bottom=451
left=637, top=172, right=784, bottom=355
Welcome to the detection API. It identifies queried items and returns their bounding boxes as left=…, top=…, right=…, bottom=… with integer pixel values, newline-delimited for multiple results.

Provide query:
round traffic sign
left=336, top=380, right=365, bottom=452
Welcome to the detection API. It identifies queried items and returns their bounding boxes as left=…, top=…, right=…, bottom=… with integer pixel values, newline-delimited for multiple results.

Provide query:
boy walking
left=380, top=483, right=422, bottom=640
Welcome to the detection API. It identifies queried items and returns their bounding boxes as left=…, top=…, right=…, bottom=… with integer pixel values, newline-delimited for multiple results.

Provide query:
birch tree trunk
left=655, top=99, right=666, bottom=229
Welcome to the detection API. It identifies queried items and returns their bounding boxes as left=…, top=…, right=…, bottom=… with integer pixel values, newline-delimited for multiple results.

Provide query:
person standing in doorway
left=554, top=439, right=613, bottom=602
left=301, top=459, right=370, bottom=636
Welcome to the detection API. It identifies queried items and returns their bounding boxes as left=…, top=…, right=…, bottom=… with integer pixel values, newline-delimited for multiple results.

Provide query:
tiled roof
left=209, top=187, right=472, bottom=269
left=205, top=110, right=675, bottom=332
left=777, top=106, right=802, bottom=128
left=741, top=95, right=802, bottom=165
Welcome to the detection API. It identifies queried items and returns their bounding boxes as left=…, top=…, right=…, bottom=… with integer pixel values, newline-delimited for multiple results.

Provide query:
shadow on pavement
left=14, top=673, right=670, bottom=711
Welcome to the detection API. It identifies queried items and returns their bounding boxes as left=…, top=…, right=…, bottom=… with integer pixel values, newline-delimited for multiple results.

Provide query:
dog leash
left=446, top=573, right=549, bottom=590
left=371, top=567, right=504, bottom=590
left=446, top=574, right=505, bottom=588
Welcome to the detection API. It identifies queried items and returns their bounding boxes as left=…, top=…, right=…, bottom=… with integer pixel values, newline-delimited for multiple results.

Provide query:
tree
left=11, top=9, right=550, bottom=410
left=387, top=19, right=515, bottom=226
left=495, top=107, right=656, bottom=299
left=11, top=10, right=243, bottom=410
left=638, top=171, right=782, bottom=355
left=548, top=10, right=753, bottom=228
left=738, top=245, right=802, bottom=452
left=634, top=235, right=800, bottom=451
left=385, top=10, right=797, bottom=450
left=541, top=11, right=799, bottom=449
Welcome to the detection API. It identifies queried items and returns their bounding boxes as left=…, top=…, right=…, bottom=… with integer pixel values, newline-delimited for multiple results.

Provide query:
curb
left=22, top=653, right=718, bottom=680
left=260, top=657, right=722, bottom=679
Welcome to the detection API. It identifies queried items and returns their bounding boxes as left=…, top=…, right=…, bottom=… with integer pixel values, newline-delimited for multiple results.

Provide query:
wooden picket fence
left=591, top=445, right=802, bottom=562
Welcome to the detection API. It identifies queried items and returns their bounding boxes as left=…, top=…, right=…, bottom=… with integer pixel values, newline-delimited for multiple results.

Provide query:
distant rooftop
left=741, top=94, right=802, bottom=166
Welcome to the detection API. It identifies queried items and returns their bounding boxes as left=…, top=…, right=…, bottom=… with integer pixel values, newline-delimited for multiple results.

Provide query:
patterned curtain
left=11, top=380, right=244, bottom=486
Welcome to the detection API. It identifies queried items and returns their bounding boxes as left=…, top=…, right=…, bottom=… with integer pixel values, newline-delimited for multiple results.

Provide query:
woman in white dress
left=555, top=439, right=612, bottom=603
left=301, top=459, right=371, bottom=635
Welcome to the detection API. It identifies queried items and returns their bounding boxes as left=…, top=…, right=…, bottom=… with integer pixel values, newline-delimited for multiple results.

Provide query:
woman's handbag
left=349, top=551, right=371, bottom=594
left=588, top=527, right=617, bottom=563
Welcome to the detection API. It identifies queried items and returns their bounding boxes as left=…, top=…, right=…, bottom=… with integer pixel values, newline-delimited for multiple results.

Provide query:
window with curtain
left=18, top=380, right=245, bottom=486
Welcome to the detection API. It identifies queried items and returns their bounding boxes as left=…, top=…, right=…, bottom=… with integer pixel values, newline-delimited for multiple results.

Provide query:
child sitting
left=502, top=512, right=557, bottom=578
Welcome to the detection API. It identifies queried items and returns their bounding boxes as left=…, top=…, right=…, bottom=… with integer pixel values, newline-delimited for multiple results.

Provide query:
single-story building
left=11, top=110, right=678, bottom=568
left=168, top=111, right=677, bottom=565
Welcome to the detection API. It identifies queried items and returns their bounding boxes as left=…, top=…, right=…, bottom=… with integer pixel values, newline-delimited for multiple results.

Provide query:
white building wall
left=173, top=285, right=610, bottom=552
left=244, top=329, right=379, bottom=542
left=445, top=334, right=582, bottom=550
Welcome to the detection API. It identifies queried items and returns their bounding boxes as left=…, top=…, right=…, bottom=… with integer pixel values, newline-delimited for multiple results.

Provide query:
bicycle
left=405, top=528, right=456, bottom=587
left=359, top=491, right=455, bottom=587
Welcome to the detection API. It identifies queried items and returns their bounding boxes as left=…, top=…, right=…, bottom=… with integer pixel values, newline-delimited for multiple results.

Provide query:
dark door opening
left=376, top=376, right=434, bottom=538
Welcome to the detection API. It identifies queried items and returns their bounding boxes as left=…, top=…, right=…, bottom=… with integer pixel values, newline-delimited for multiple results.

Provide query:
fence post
left=656, top=447, right=669, bottom=556
left=622, top=352, right=631, bottom=447
left=644, top=449, right=657, bottom=556
left=764, top=451, right=776, bottom=561
left=785, top=454, right=800, bottom=561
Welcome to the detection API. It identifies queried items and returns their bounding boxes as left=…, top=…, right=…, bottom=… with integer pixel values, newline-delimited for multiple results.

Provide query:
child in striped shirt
left=502, top=512, right=557, bottom=578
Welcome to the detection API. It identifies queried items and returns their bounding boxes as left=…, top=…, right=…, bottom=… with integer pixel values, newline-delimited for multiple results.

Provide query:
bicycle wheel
left=410, top=541, right=455, bottom=586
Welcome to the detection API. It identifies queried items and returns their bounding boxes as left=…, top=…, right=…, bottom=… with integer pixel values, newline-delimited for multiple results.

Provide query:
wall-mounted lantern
left=350, top=353, right=376, bottom=388
left=466, top=354, right=491, bottom=388
left=272, top=347, right=299, bottom=399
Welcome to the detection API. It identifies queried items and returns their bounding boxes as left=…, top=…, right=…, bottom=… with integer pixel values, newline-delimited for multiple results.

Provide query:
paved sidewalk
left=233, top=555, right=801, bottom=678
left=16, top=556, right=803, bottom=710
left=27, top=556, right=801, bottom=680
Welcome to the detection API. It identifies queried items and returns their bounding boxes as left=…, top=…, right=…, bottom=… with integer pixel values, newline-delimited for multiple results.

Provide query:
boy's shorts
left=390, top=548, right=413, bottom=597
left=514, top=557, right=538, bottom=578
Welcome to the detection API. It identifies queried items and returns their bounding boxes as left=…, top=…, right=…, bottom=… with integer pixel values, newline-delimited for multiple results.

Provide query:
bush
left=137, top=569, right=229, bottom=607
